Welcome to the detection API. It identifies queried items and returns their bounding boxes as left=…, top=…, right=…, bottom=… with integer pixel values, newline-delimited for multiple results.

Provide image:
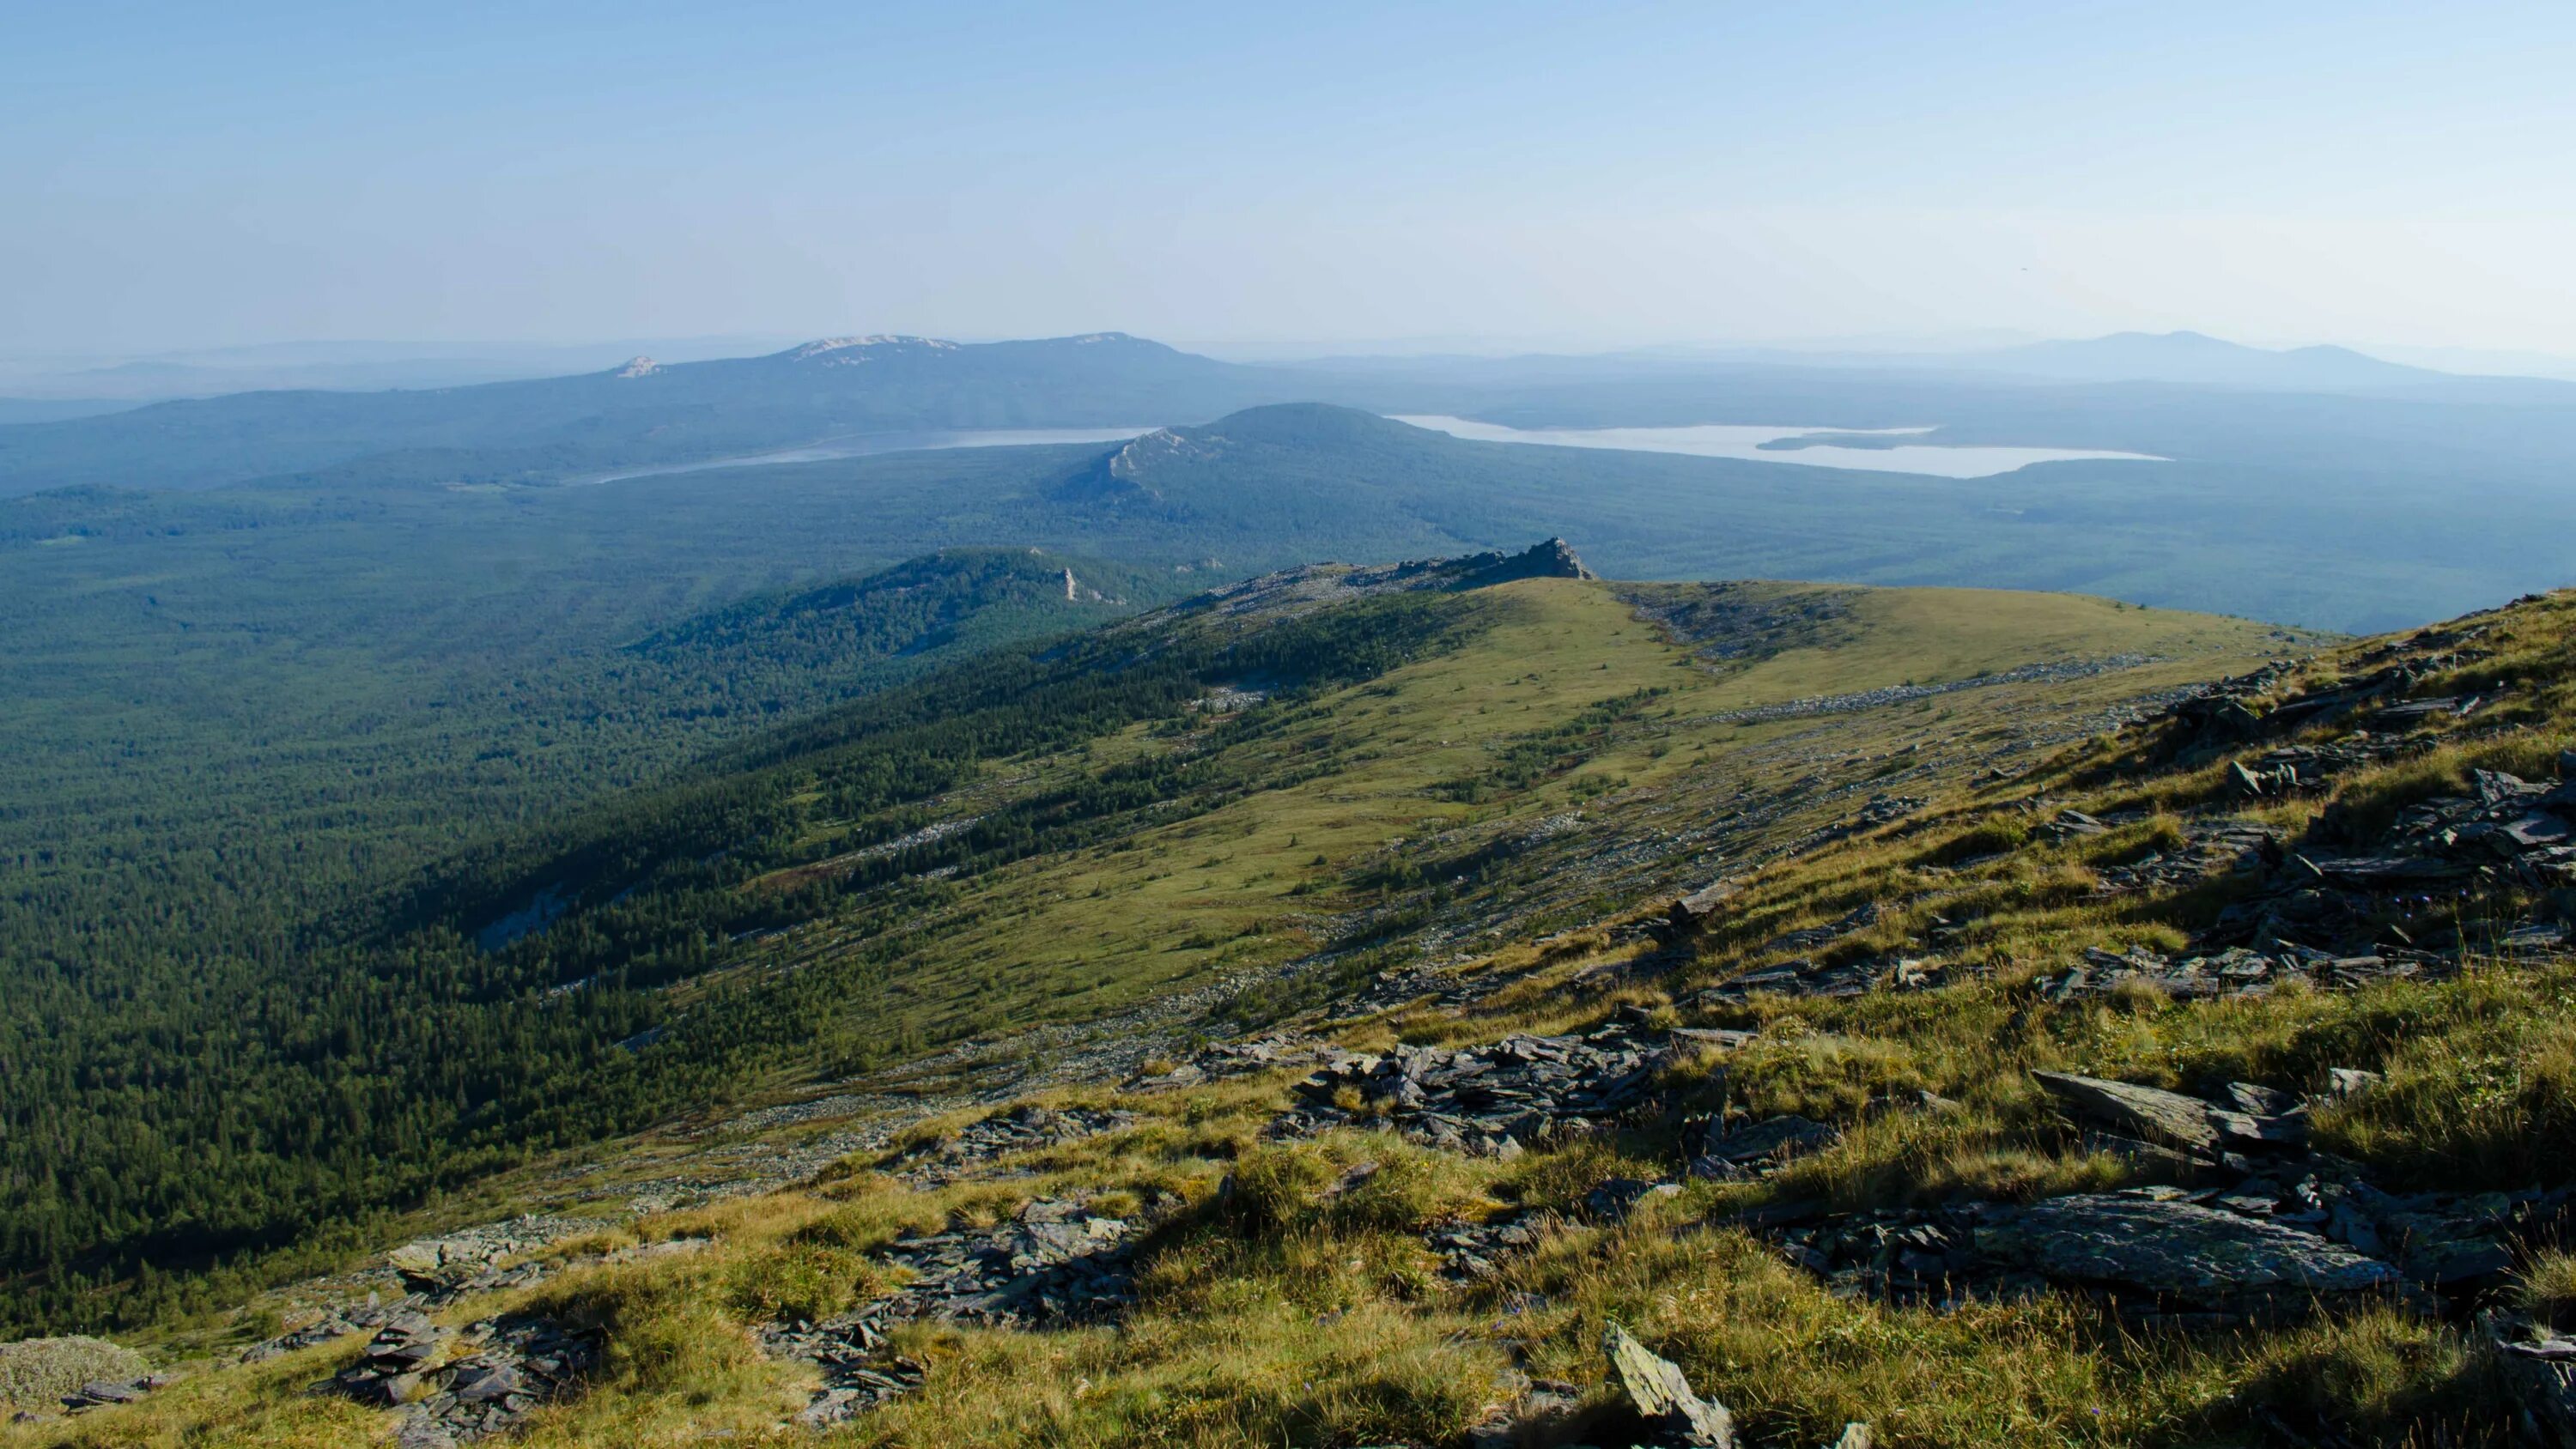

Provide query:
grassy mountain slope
left=0, top=546, right=2363, bottom=1446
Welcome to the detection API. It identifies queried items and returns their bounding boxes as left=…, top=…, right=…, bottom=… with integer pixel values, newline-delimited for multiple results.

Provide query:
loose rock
left=1602, top=1324, right=1735, bottom=1447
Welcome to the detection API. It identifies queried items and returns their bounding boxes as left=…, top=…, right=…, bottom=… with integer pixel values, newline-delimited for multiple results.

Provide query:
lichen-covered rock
left=1975, top=1191, right=2402, bottom=1314
left=2031, top=1072, right=2225, bottom=1157
left=1602, top=1325, right=1734, bottom=1447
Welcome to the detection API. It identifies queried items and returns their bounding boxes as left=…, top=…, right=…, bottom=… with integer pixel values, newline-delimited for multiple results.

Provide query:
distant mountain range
left=0, top=332, right=1303, bottom=495
left=1954, top=330, right=2440, bottom=389
left=0, top=336, right=805, bottom=402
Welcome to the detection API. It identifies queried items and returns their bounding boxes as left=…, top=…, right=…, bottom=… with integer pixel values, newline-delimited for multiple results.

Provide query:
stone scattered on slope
left=891, top=1103, right=1137, bottom=1186
left=1772, top=1166, right=2561, bottom=1314
left=2491, top=1312, right=2576, bottom=1448
left=327, top=1312, right=452, bottom=1408
left=1585, top=1177, right=1684, bottom=1222
left=2032, top=1072, right=2227, bottom=1158
left=383, top=1313, right=602, bottom=1446
left=865, top=1197, right=1144, bottom=1330
left=756, top=1197, right=1145, bottom=1426
left=1426, top=1210, right=1551, bottom=1282
left=1665, top=882, right=1736, bottom=937
left=2032, top=1071, right=2312, bottom=1163
left=758, top=1315, right=926, bottom=1428
left=1121, top=1034, right=1334, bottom=1092
left=385, top=1215, right=603, bottom=1295
left=1687, top=1114, right=1838, bottom=1180
left=1602, top=1324, right=1735, bottom=1447
left=1271, top=1021, right=1671, bottom=1155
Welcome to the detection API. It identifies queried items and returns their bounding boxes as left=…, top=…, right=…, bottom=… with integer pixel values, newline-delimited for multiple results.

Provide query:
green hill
left=0, top=544, right=2293, bottom=1333
left=20, top=551, right=2576, bottom=1446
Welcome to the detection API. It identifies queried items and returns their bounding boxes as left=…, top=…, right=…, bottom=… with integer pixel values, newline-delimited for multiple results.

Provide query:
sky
left=10, top=0, right=2576, bottom=358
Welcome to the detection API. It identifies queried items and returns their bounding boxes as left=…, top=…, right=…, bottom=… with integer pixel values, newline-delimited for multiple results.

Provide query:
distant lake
left=1391, top=416, right=2165, bottom=479
left=580, top=426, right=1160, bottom=484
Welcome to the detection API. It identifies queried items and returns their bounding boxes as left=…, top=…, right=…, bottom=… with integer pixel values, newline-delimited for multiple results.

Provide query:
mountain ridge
left=30, top=553, right=2576, bottom=1447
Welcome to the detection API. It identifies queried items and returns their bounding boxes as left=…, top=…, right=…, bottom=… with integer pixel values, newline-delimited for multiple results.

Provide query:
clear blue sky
left=9, top=0, right=2576, bottom=355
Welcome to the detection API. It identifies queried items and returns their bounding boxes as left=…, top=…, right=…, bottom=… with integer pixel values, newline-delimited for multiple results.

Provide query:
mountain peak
left=612, top=355, right=660, bottom=379
left=785, top=336, right=962, bottom=362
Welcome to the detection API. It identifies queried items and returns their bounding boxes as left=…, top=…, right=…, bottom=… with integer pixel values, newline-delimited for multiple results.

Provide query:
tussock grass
left=2516, top=1250, right=2576, bottom=1329
left=0, top=1337, right=143, bottom=1411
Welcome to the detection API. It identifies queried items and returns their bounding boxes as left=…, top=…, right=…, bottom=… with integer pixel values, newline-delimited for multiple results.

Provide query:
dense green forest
left=0, top=563, right=1493, bottom=1335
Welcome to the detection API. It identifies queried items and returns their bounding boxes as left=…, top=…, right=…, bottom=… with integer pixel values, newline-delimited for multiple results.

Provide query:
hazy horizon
left=14, top=2, right=2576, bottom=359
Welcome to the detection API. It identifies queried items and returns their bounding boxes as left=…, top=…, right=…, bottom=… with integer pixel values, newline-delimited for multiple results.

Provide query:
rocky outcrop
left=1178, top=540, right=1597, bottom=621
left=324, top=1307, right=604, bottom=1445
left=1450, top=537, right=1596, bottom=589
left=1270, top=1020, right=1672, bottom=1155
left=890, top=1104, right=1136, bottom=1187
left=384, top=1216, right=602, bottom=1296
left=865, top=1197, right=1144, bottom=1329
left=758, top=1313, right=925, bottom=1428
left=1664, top=881, right=1735, bottom=936
left=1121, top=1034, right=1334, bottom=1091
left=395, top=1314, right=602, bottom=1447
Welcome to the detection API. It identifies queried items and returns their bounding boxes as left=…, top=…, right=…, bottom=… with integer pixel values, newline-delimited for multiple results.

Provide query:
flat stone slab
left=1977, top=1191, right=2402, bottom=1311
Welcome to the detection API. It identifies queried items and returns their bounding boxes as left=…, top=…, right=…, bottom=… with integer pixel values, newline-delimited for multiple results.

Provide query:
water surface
left=580, top=426, right=1160, bottom=484
left=1391, top=415, right=2163, bottom=479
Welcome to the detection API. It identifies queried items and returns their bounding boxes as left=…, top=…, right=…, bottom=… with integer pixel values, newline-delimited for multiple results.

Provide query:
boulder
left=2492, top=1313, right=2576, bottom=1448
left=1689, top=1115, right=1839, bottom=1179
left=1602, top=1325, right=1735, bottom=1447
left=1668, top=883, right=1735, bottom=935
left=1584, top=1178, right=1681, bottom=1222
left=1975, top=1191, right=2403, bottom=1314
left=2031, top=1072, right=2222, bottom=1158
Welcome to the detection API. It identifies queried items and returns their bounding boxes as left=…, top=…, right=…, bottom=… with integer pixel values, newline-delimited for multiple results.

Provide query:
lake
left=1390, top=416, right=2164, bottom=479
left=580, top=426, right=1160, bottom=484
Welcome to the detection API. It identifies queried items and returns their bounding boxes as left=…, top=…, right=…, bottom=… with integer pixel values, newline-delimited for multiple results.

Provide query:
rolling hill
left=16, top=546, right=2576, bottom=1446
left=0, top=333, right=1302, bottom=496
left=0, top=542, right=2298, bottom=1335
left=1959, top=330, right=2442, bottom=390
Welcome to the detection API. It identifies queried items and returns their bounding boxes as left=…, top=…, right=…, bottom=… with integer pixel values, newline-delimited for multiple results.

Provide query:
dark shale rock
left=1687, top=1114, right=1839, bottom=1180
left=1974, top=1191, right=2403, bottom=1314
left=325, top=1310, right=598, bottom=1443
left=891, top=1103, right=1137, bottom=1186
left=1667, top=882, right=1735, bottom=936
left=866, top=1197, right=1142, bottom=1330
left=2490, top=1312, right=2576, bottom=1448
left=1602, top=1325, right=1735, bottom=1447
left=2032, top=1072, right=2227, bottom=1158
left=759, top=1313, right=927, bottom=1428
left=1121, top=1034, right=1334, bottom=1092
left=1584, top=1177, right=1682, bottom=1222
left=1270, top=1021, right=1671, bottom=1154
left=1426, top=1211, right=1550, bottom=1282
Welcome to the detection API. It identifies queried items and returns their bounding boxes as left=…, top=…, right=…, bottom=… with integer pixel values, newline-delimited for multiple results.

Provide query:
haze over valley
left=12, top=6, right=2576, bottom=1446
